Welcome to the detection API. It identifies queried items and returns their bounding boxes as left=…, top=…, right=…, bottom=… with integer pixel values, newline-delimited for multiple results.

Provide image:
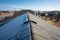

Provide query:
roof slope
left=28, top=13, right=60, bottom=40
left=0, top=13, right=31, bottom=40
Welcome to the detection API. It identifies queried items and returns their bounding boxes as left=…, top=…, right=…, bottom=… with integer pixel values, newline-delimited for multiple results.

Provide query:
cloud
left=0, top=3, right=60, bottom=11
left=0, top=4, right=32, bottom=10
left=0, top=4, right=24, bottom=8
left=0, top=4, right=39, bottom=11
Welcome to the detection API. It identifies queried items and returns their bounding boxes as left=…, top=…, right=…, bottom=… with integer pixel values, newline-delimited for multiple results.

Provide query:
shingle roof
left=0, top=12, right=60, bottom=40
left=28, top=13, right=60, bottom=40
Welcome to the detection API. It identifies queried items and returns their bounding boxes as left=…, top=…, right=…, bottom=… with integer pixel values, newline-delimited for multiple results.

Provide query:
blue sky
left=0, top=0, right=60, bottom=11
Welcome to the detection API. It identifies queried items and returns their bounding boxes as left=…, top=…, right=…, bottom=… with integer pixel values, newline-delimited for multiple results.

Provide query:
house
left=0, top=12, right=60, bottom=40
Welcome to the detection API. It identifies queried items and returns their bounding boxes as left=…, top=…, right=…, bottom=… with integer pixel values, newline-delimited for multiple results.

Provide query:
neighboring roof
left=49, top=11, right=60, bottom=14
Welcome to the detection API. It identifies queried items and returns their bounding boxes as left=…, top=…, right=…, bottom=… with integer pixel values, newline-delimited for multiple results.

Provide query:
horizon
left=0, top=0, right=60, bottom=11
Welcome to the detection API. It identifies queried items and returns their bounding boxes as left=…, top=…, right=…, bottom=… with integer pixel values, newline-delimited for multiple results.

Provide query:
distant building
left=0, top=11, right=14, bottom=21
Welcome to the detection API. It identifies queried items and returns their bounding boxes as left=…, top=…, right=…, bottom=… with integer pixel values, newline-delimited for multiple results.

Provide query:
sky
left=0, top=0, right=60, bottom=11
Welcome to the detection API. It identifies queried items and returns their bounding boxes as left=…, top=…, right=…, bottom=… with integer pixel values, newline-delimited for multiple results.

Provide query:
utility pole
left=45, top=12, right=48, bottom=21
